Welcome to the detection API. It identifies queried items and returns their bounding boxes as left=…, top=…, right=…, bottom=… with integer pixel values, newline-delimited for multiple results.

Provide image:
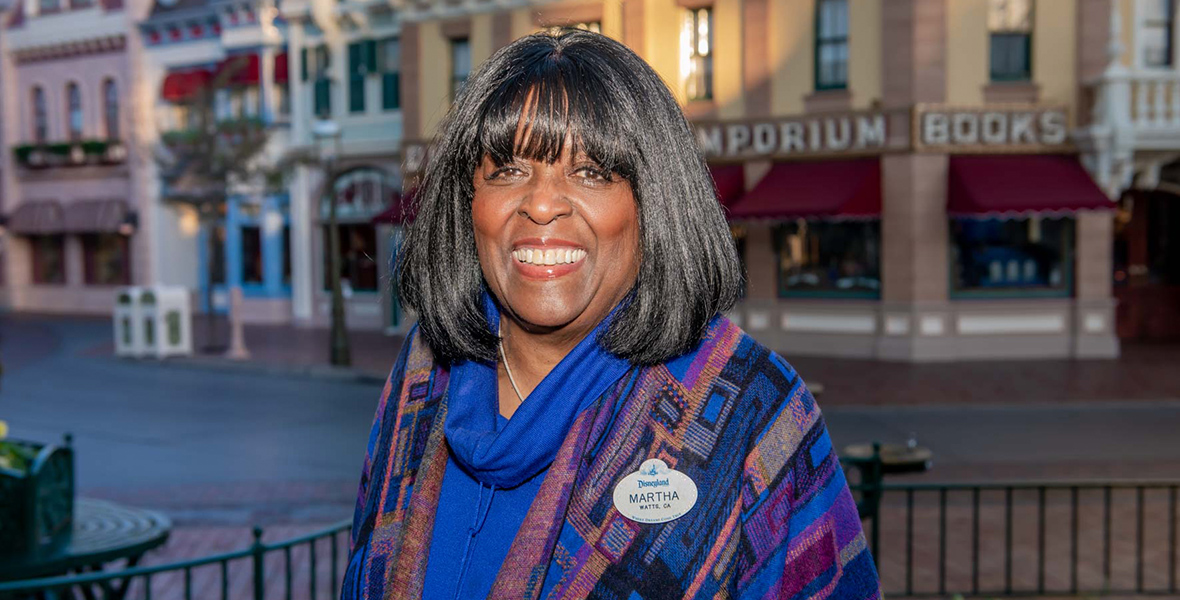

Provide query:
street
left=4, top=314, right=1179, bottom=507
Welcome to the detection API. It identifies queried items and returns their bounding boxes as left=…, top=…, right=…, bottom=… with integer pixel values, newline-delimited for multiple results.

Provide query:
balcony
left=12, top=139, right=127, bottom=170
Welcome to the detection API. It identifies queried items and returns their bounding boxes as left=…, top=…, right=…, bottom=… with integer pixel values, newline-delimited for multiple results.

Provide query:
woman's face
left=472, top=149, right=640, bottom=337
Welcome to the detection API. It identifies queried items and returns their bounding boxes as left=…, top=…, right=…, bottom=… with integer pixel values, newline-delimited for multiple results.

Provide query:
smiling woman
left=343, top=30, right=879, bottom=600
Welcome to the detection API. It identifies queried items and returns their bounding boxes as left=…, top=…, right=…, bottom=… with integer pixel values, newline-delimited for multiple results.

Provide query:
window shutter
left=365, top=40, right=377, bottom=74
left=300, top=48, right=308, bottom=81
left=348, top=42, right=363, bottom=75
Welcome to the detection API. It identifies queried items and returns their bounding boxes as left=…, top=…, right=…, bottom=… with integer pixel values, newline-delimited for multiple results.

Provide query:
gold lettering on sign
left=694, top=111, right=891, bottom=159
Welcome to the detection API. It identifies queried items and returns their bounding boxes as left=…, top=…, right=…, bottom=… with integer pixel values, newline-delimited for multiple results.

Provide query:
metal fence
left=4, top=481, right=1180, bottom=599
left=0, top=520, right=351, bottom=600
left=863, top=481, right=1180, bottom=597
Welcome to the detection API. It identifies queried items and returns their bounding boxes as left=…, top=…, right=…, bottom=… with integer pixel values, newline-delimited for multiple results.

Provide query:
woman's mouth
left=511, top=247, right=587, bottom=266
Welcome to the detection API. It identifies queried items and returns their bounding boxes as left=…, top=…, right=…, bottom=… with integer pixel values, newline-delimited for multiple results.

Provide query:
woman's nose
left=517, top=173, right=573, bottom=225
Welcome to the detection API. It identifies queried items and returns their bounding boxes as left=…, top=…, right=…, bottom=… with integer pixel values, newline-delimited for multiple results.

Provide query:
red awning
left=371, top=189, right=417, bottom=225
left=727, top=158, right=881, bottom=220
left=161, top=69, right=212, bottom=102
left=709, top=164, right=745, bottom=208
left=216, top=54, right=261, bottom=86
left=948, top=155, right=1115, bottom=217
left=274, top=52, right=289, bottom=84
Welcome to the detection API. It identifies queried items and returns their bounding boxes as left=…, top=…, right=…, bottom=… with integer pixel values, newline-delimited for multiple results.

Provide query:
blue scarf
left=443, top=295, right=632, bottom=489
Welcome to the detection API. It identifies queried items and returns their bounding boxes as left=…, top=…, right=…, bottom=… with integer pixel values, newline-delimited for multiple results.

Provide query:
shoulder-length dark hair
left=398, top=29, right=741, bottom=365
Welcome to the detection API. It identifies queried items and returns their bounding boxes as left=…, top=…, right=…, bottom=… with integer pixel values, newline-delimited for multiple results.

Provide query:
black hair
left=397, top=29, right=741, bottom=365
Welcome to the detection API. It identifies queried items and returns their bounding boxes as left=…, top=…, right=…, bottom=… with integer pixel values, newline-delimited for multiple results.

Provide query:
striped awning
left=8, top=200, right=65, bottom=234
left=63, top=198, right=131, bottom=233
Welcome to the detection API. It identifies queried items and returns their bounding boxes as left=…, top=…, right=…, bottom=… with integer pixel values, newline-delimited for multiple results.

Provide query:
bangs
left=475, top=54, right=640, bottom=180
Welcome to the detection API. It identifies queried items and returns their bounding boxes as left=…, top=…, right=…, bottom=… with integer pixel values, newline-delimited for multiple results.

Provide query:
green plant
left=0, top=420, right=35, bottom=475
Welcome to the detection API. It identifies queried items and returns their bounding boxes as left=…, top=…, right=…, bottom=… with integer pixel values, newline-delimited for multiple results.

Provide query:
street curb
left=111, top=354, right=389, bottom=385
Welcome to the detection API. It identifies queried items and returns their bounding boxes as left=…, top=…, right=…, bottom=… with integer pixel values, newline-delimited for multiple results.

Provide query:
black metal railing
left=859, top=481, right=1180, bottom=597
left=0, top=519, right=351, bottom=600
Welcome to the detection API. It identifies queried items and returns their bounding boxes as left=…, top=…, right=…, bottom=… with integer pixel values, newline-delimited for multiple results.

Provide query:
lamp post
left=313, top=118, right=351, bottom=367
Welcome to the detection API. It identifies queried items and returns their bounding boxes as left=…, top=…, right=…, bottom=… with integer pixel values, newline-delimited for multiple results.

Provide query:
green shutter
left=348, top=42, right=363, bottom=74
left=350, top=74, right=365, bottom=113
left=365, top=39, right=377, bottom=73
left=300, top=48, right=308, bottom=81
left=382, top=72, right=400, bottom=110
left=314, top=78, right=331, bottom=117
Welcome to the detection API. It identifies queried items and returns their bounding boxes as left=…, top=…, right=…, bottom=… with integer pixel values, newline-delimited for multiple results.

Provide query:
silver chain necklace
left=498, top=324, right=526, bottom=404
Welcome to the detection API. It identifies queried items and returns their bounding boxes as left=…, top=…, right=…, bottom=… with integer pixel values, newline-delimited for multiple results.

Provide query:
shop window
left=282, top=224, right=292, bottom=285
left=950, top=216, right=1073, bottom=297
left=103, top=79, right=119, bottom=139
left=66, top=82, right=83, bottom=140
left=323, top=223, right=378, bottom=292
left=680, top=7, right=713, bottom=101
left=379, top=37, right=401, bottom=111
left=814, top=0, right=849, bottom=91
left=31, top=235, right=66, bottom=285
left=32, top=87, right=47, bottom=143
left=450, top=38, right=471, bottom=100
left=1141, top=0, right=1174, bottom=68
left=988, top=0, right=1033, bottom=82
left=241, top=225, right=263, bottom=284
left=82, top=233, right=130, bottom=285
left=774, top=220, right=881, bottom=298
left=39, top=0, right=59, bottom=13
left=209, top=223, right=227, bottom=285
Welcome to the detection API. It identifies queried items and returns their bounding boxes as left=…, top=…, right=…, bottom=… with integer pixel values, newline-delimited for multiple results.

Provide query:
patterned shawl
left=342, top=317, right=881, bottom=599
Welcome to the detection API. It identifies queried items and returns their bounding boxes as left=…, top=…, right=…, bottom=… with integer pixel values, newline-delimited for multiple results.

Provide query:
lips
left=509, top=239, right=587, bottom=278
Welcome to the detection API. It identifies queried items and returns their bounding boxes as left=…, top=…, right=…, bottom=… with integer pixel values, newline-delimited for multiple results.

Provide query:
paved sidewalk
left=85, top=315, right=1180, bottom=406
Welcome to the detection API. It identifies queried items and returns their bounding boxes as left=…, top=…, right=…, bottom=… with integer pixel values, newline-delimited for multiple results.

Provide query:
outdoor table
left=842, top=442, right=933, bottom=475
left=0, top=498, right=171, bottom=596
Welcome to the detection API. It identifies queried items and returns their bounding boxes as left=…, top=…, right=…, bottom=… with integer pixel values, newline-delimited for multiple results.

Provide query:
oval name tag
left=612, top=459, right=698, bottom=524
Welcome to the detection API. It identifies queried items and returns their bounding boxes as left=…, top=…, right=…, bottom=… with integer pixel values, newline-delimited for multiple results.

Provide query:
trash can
left=139, top=286, right=193, bottom=359
left=112, top=287, right=143, bottom=357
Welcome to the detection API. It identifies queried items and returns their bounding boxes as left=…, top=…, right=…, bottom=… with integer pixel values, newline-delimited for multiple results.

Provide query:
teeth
left=514, top=248, right=586, bottom=266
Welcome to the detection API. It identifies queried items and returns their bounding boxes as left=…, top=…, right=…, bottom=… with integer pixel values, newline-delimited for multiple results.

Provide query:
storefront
left=1115, top=163, right=1180, bottom=341
left=197, top=193, right=291, bottom=322
left=709, top=105, right=1119, bottom=361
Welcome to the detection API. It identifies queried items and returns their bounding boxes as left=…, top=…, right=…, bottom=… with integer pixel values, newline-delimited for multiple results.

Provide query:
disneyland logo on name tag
left=612, top=459, right=698, bottom=524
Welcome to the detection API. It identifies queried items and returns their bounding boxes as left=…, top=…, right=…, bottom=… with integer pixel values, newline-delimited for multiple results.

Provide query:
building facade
left=399, top=0, right=1126, bottom=361
left=0, top=0, right=150, bottom=314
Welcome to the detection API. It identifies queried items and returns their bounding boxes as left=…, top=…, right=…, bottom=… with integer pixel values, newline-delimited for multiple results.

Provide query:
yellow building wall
left=945, top=0, right=988, bottom=105
left=769, top=0, right=813, bottom=115
left=418, top=20, right=450, bottom=138
left=714, top=0, right=744, bottom=118
left=1120, top=0, right=1134, bottom=67
left=848, top=0, right=882, bottom=109
left=471, top=13, right=495, bottom=66
left=602, top=0, right=624, bottom=41
left=1033, top=0, right=1077, bottom=112
left=512, top=7, right=537, bottom=39
left=643, top=0, right=683, bottom=104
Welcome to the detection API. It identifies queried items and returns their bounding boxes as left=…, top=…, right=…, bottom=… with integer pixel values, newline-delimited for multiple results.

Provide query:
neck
left=501, top=318, right=586, bottom=385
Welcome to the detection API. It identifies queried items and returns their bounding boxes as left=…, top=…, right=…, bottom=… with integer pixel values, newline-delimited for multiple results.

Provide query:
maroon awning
left=274, top=52, right=289, bottom=84
left=948, top=155, right=1115, bottom=217
left=216, top=54, right=261, bottom=86
left=161, top=69, right=212, bottom=102
left=709, top=164, right=745, bottom=208
left=727, top=158, right=881, bottom=220
left=371, top=189, right=416, bottom=225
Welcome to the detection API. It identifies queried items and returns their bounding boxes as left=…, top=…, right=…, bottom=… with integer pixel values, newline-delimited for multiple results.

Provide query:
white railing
left=1089, top=69, right=1180, bottom=143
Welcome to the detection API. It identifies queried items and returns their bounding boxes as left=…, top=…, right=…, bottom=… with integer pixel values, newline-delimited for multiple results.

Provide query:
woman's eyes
left=484, top=163, right=613, bottom=185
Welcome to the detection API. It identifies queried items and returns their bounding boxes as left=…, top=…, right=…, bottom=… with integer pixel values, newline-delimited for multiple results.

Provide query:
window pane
left=32, top=235, right=66, bottom=284
left=382, top=72, right=400, bottom=110
left=83, top=233, right=129, bottom=285
left=210, top=224, right=227, bottom=285
left=775, top=220, right=881, bottom=297
left=349, top=74, right=365, bottom=113
left=379, top=38, right=400, bottom=73
left=33, top=88, right=47, bottom=142
left=951, top=216, right=1072, bottom=295
left=451, top=38, right=471, bottom=98
left=282, top=224, right=292, bottom=285
left=104, top=80, right=119, bottom=139
left=67, top=83, right=83, bottom=140
left=990, top=33, right=1030, bottom=80
left=241, top=226, right=263, bottom=284
left=1143, top=25, right=1172, bottom=66
left=323, top=224, right=378, bottom=292
left=1142, top=0, right=1172, bottom=20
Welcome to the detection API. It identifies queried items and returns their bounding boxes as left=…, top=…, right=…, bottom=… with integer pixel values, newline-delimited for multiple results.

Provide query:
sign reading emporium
left=694, top=112, right=890, bottom=159
left=693, top=105, right=1071, bottom=159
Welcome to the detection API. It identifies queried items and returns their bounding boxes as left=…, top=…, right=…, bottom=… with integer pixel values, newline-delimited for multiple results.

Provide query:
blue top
left=421, top=297, right=632, bottom=600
